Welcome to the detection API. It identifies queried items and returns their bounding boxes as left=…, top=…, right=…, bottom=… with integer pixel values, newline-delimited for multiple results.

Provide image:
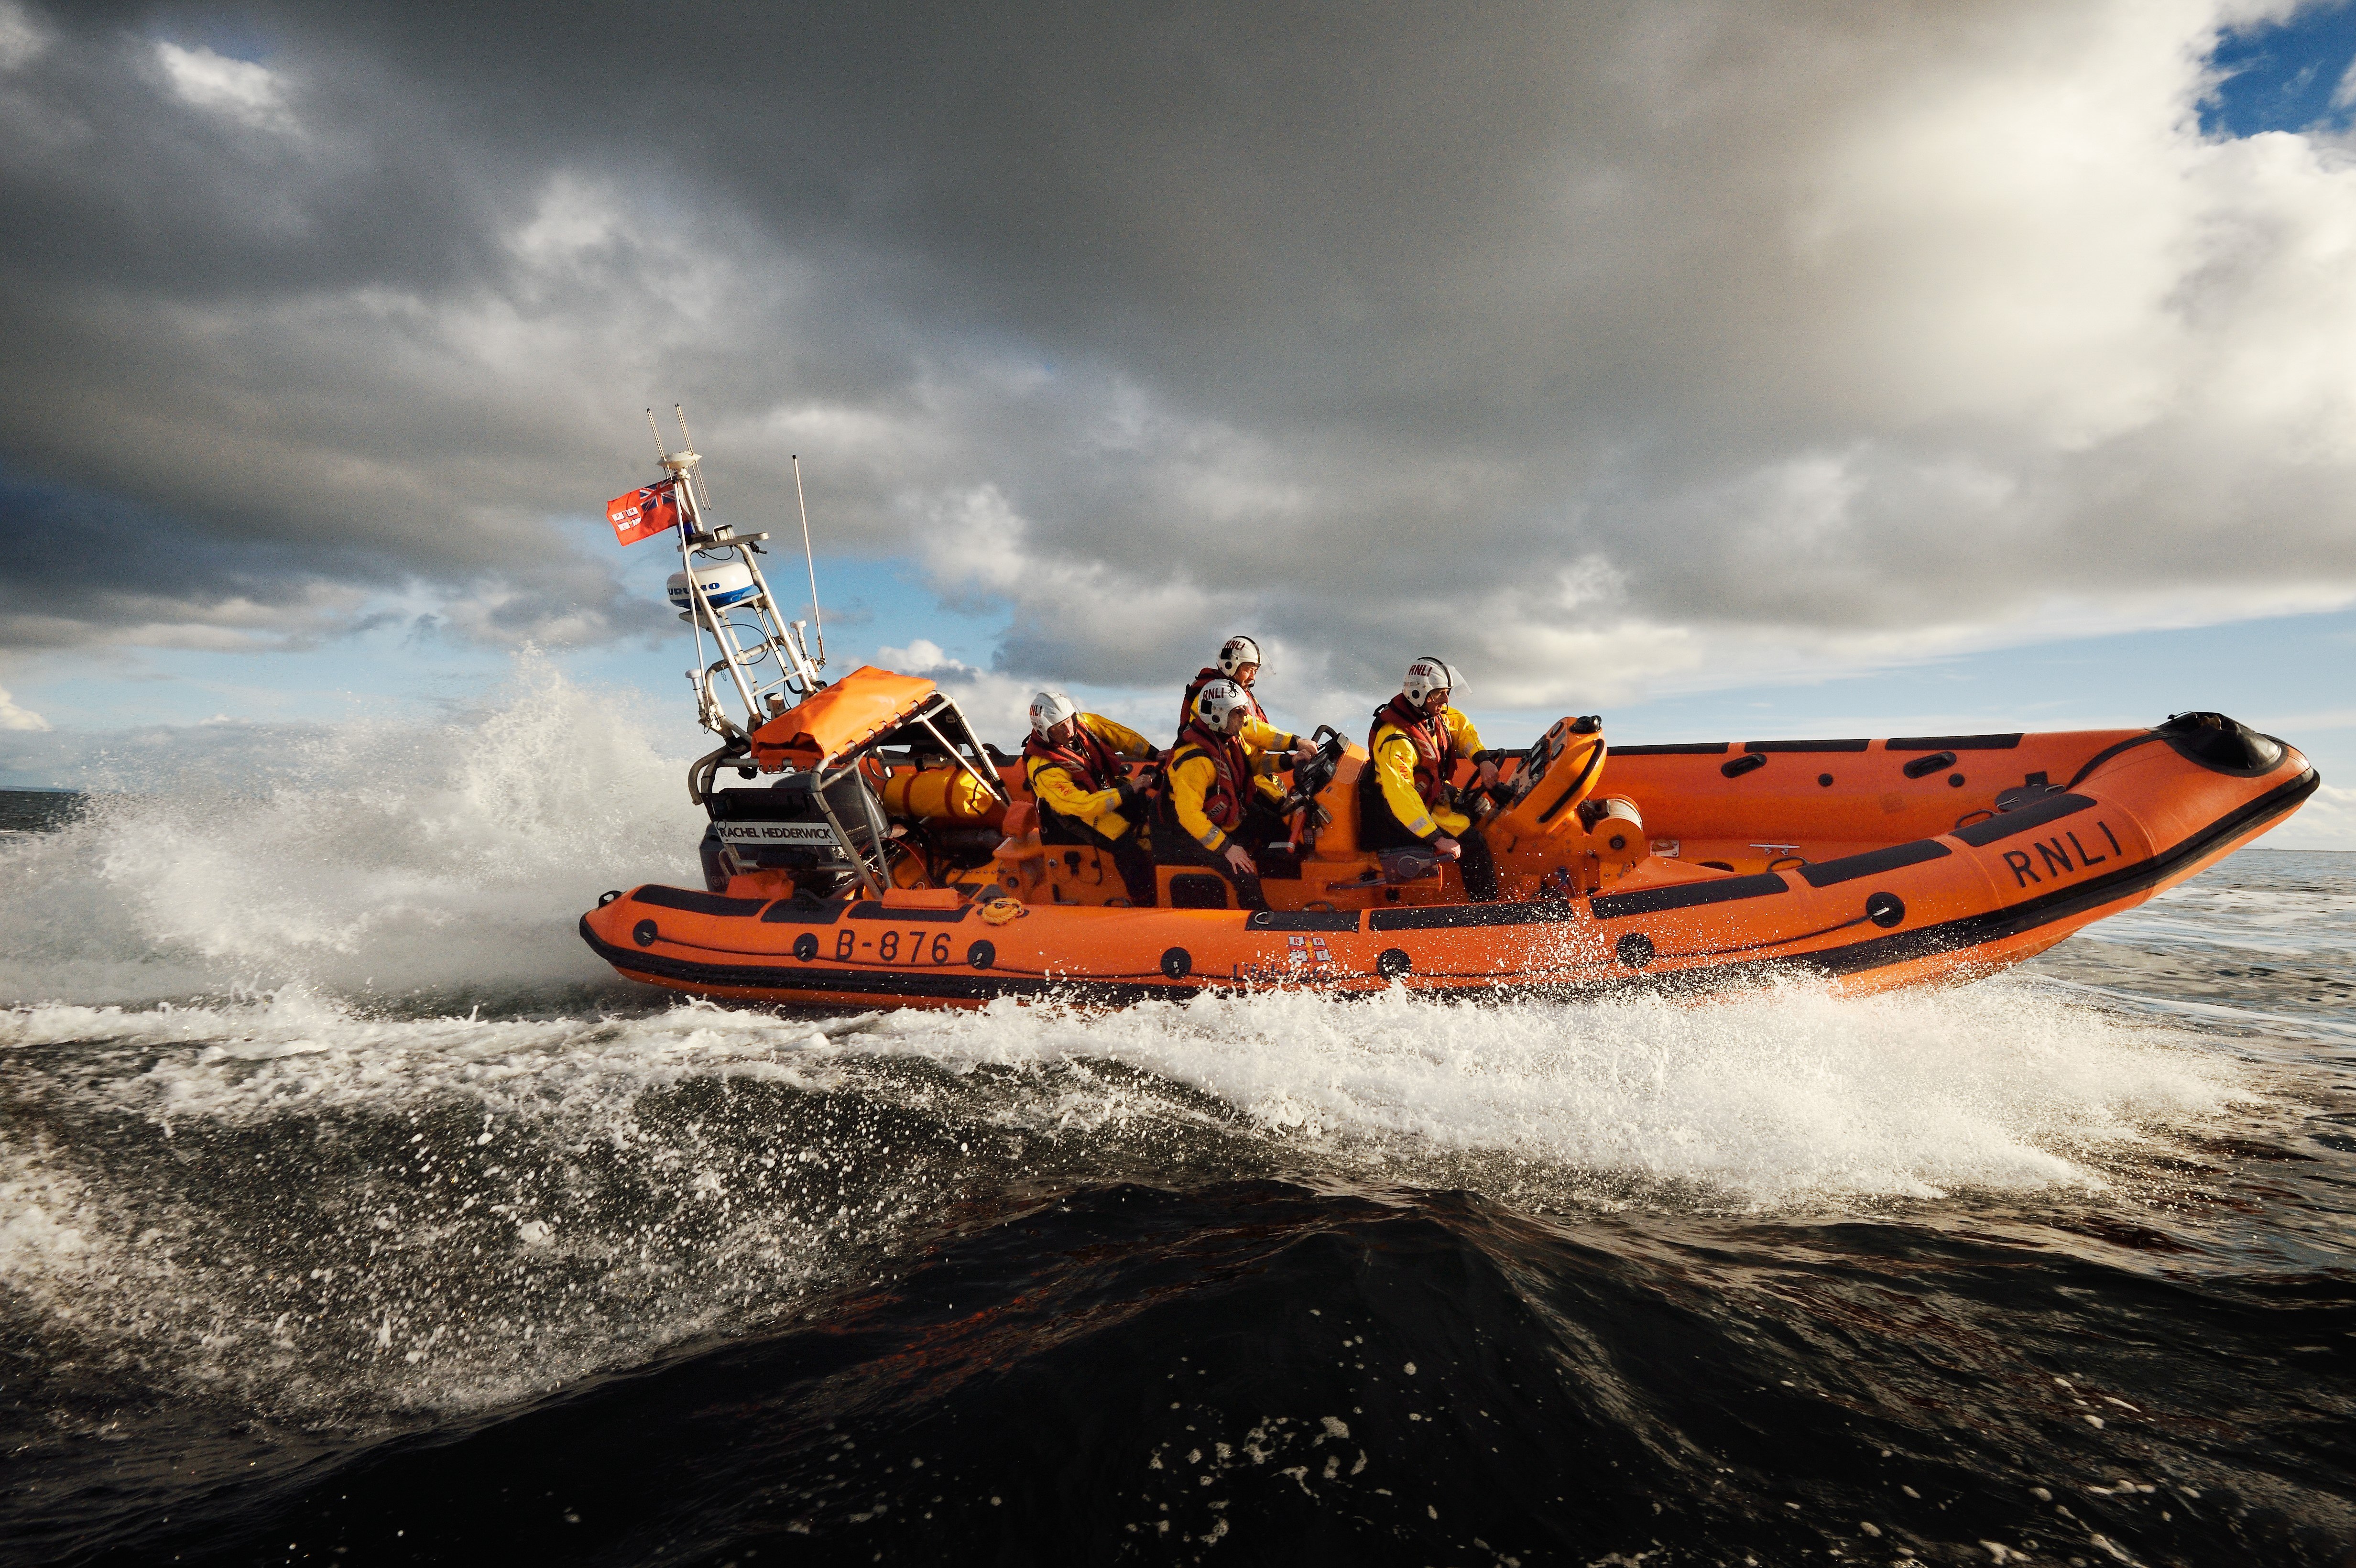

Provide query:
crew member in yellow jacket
left=1178, top=636, right=1315, bottom=770
left=1154, top=677, right=1298, bottom=910
left=1021, top=688, right=1159, bottom=905
left=1355, top=656, right=1504, bottom=902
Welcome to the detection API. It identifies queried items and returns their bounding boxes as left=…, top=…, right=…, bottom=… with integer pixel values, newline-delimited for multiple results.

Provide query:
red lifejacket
left=1023, top=723, right=1122, bottom=802
left=1179, top=667, right=1269, bottom=735
left=1164, top=719, right=1254, bottom=832
left=1366, top=695, right=1451, bottom=808
left=1355, top=696, right=1454, bottom=845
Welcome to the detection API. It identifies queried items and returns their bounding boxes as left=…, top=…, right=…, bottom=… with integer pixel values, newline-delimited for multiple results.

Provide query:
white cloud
left=873, top=637, right=1035, bottom=745
left=5, top=2, right=2356, bottom=716
left=0, top=681, right=46, bottom=732
left=153, top=41, right=296, bottom=135
left=874, top=635, right=1182, bottom=748
left=2268, top=779, right=2356, bottom=850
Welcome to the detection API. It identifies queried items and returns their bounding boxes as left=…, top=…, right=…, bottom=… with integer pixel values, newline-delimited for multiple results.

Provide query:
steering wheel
left=1279, top=725, right=1347, bottom=816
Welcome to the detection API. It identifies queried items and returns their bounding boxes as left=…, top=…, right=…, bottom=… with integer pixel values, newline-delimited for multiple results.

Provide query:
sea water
left=2, top=667, right=2349, bottom=1565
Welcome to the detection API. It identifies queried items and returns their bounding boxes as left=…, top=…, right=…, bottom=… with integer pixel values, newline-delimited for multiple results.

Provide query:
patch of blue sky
left=588, top=508, right=988, bottom=656
left=2204, top=0, right=2356, bottom=136
left=0, top=542, right=1003, bottom=784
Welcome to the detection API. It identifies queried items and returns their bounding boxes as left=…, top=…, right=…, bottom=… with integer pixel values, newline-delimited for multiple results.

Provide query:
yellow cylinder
left=884, top=766, right=1002, bottom=825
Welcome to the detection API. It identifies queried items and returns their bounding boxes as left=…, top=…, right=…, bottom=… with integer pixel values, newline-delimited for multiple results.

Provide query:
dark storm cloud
left=1, top=0, right=2353, bottom=708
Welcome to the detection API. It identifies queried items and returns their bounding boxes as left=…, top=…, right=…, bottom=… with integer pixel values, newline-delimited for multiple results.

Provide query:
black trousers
left=1360, top=799, right=1501, bottom=902
left=1038, top=809, right=1158, bottom=906
left=1449, top=829, right=1501, bottom=902
left=1153, top=797, right=1290, bottom=912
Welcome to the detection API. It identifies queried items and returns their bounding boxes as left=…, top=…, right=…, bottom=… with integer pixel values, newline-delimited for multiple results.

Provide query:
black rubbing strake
left=1949, top=793, right=2097, bottom=846
left=1885, top=733, right=2024, bottom=750
left=1368, top=901, right=1575, bottom=932
left=1246, top=909, right=1363, bottom=932
left=1590, top=872, right=1789, bottom=921
left=758, top=897, right=851, bottom=924
left=1796, top=840, right=1952, bottom=888
left=848, top=901, right=971, bottom=923
left=630, top=885, right=774, bottom=918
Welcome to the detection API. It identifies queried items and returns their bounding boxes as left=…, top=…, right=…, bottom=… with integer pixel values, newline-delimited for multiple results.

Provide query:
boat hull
left=581, top=723, right=2318, bottom=1010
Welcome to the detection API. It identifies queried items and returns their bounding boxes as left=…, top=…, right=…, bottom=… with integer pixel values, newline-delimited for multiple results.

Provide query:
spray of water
left=0, top=660, right=705, bottom=1004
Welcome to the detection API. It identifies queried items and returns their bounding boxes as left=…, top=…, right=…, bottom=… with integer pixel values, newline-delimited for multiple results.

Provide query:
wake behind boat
left=578, top=427, right=2319, bottom=1010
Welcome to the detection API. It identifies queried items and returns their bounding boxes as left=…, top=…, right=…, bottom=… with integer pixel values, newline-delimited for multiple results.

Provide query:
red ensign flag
left=606, top=479, right=680, bottom=546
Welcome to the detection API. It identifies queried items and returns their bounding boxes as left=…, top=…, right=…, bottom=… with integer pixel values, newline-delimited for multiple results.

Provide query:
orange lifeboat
left=580, top=669, right=2318, bottom=1011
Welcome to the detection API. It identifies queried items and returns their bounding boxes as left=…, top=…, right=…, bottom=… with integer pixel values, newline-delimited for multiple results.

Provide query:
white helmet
left=1217, top=635, right=1263, bottom=679
left=1028, top=688, right=1080, bottom=737
left=1402, top=657, right=1461, bottom=708
left=1193, top=677, right=1253, bottom=735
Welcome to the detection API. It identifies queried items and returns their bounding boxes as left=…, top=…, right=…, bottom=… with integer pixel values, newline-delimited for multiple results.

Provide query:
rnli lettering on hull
left=2000, top=821, right=2124, bottom=888
left=714, top=822, right=838, bottom=846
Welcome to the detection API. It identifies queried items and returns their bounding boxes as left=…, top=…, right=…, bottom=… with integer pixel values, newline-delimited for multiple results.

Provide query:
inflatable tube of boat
left=580, top=713, right=2317, bottom=1010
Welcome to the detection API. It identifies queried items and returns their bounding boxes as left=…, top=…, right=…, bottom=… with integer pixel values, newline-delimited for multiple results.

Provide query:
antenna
left=645, top=407, right=665, bottom=458
left=792, top=453, right=825, bottom=664
left=675, top=404, right=711, bottom=510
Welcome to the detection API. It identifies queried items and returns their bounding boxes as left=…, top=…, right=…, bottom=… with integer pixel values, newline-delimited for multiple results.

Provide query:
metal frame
left=897, top=694, right=1011, bottom=806
left=808, top=764, right=893, bottom=897
left=659, top=436, right=827, bottom=741
left=798, top=692, right=1009, bottom=897
left=644, top=422, right=1010, bottom=897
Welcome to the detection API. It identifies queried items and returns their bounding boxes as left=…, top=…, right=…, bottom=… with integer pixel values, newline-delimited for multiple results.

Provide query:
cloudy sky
left=0, top=0, right=2351, bottom=842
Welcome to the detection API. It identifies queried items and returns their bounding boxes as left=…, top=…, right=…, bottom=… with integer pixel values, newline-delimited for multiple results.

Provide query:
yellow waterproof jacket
left=1168, top=734, right=1288, bottom=854
left=1024, top=714, right=1156, bottom=840
left=1368, top=705, right=1483, bottom=840
left=1237, top=713, right=1301, bottom=774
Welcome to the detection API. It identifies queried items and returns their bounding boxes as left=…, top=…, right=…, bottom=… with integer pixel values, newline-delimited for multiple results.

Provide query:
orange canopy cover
left=750, top=666, right=940, bottom=768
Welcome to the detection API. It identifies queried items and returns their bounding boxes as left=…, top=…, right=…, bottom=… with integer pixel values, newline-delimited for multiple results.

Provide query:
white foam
left=853, top=977, right=2254, bottom=1205
left=5, top=974, right=2254, bottom=1208
left=0, top=660, right=706, bottom=1004
left=0, top=974, right=2268, bottom=1425
left=0, top=987, right=874, bottom=1125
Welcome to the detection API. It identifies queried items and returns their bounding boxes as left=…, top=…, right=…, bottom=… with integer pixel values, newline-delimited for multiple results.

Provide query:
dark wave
left=16, top=1176, right=2354, bottom=1568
